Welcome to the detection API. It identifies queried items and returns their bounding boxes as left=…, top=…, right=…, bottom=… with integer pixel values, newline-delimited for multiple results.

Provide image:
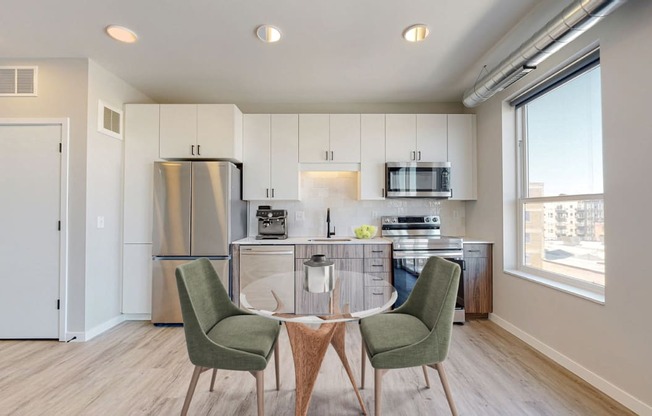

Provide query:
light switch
left=97, top=216, right=105, bottom=229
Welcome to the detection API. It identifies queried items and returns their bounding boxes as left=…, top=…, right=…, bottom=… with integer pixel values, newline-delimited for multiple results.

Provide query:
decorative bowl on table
left=352, top=225, right=378, bottom=239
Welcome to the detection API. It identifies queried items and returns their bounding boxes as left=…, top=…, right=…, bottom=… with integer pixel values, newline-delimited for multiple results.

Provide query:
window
left=515, top=50, right=604, bottom=297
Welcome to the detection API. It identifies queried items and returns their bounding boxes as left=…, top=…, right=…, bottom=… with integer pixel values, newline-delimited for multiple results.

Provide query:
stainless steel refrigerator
left=152, top=161, right=246, bottom=324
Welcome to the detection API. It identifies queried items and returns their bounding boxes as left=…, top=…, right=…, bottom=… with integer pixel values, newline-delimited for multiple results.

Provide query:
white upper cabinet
left=386, top=114, right=447, bottom=162
left=299, top=114, right=361, bottom=163
left=159, top=104, right=243, bottom=161
left=385, top=114, right=416, bottom=162
left=360, top=114, right=386, bottom=200
left=299, top=114, right=330, bottom=162
left=416, top=114, right=447, bottom=162
left=243, top=114, right=299, bottom=200
left=159, top=104, right=197, bottom=159
left=243, top=114, right=271, bottom=200
left=197, top=104, right=243, bottom=160
left=270, top=114, right=299, bottom=200
left=447, top=114, right=477, bottom=200
left=329, top=114, right=361, bottom=163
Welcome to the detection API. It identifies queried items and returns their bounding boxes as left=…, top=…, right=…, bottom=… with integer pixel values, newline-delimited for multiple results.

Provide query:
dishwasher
left=239, top=245, right=295, bottom=313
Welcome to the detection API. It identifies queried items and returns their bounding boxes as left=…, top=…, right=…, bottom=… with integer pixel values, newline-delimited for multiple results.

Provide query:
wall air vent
left=0, top=66, right=38, bottom=96
left=98, top=100, right=123, bottom=140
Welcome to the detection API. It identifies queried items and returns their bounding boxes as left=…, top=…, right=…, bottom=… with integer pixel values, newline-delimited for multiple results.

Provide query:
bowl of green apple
left=353, top=225, right=378, bottom=239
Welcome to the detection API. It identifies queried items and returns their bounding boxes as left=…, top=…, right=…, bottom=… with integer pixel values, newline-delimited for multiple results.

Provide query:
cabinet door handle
left=417, top=150, right=421, bottom=160
left=271, top=188, right=275, bottom=198
left=467, top=249, right=481, bottom=253
left=411, top=151, right=416, bottom=160
left=372, top=292, right=384, bottom=296
left=371, top=277, right=384, bottom=281
left=330, top=150, right=334, bottom=161
left=371, top=250, right=383, bottom=253
left=197, top=144, right=201, bottom=156
left=325, top=150, right=329, bottom=161
left=191, top=145, right=195, bottom=155
left=371, top=264, right=384, bottom=267
left=381, top=188, right=385, bottom=198
left=266, top=188, right=269, bottom=198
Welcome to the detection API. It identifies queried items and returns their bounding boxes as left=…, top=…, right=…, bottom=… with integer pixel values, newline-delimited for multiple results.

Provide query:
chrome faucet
left=326, top=208, right=335, bottom=238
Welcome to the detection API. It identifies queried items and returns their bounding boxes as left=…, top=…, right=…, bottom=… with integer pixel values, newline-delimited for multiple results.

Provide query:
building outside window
left=515, top=50, right=605, bottom=296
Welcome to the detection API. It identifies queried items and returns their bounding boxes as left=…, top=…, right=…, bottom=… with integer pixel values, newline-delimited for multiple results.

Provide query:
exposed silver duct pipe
left=462, top=0, right=628, bottom=108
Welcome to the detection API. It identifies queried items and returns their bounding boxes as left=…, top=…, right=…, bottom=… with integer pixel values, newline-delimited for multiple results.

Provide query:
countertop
left=463, top=239, right=494, bottom=244
left=233, top=236, right=392, bottom=245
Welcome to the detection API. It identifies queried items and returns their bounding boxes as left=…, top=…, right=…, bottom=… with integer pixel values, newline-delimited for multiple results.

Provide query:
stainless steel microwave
left=386, top=162, right=452, bottom=198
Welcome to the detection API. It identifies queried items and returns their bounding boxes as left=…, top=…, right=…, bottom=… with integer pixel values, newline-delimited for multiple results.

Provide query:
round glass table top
left=240, top=270, right=397, bottom=324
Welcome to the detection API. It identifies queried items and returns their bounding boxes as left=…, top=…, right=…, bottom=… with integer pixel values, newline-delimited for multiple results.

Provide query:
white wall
left=466, top=1, right=652, bottom=413
left=248, top=171, right=466, bottom=237
left=85, top=60, right=152, bottom=332
left=0, top=59, right=89, bottom=333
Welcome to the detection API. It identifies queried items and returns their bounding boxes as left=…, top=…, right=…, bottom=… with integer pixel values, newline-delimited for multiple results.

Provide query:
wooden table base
left=285, top=321, right=368, bottom=416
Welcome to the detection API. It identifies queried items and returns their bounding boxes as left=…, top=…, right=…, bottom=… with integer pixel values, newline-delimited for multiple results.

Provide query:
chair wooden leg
left=255, top=370, right=265, bottom=416
left=210, top=369, right=217, bottom=392
left=274, top=340, right=280, bottom=391
left=374, top=369, right=386, bottom=416
left=181, top=366, right=203, bottom=416
left=361, top=339, right=366, bottom=389
left=422, top=365, right=431, bottom=388
left=434, top=362, right=458, bottom=416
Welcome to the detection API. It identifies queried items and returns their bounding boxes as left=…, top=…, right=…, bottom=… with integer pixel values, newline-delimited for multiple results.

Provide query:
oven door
left=392, top=251, right=465, bottom=311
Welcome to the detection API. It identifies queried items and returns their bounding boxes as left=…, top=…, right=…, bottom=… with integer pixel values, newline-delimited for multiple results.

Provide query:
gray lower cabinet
left=294, top=243, right=393, bottom=314
left=362, top=244, right=392, bottom=310
left=295, top=246, right=364, bottom=314
left=463, top=243, right=493, bottom=317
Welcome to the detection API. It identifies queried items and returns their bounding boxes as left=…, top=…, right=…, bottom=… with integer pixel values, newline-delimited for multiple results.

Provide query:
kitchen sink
left=307, top=238, right=352, bottom=242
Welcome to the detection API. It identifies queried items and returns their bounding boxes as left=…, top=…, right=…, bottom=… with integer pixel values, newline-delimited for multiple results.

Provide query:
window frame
left=515, top=71, right=605, bottom=298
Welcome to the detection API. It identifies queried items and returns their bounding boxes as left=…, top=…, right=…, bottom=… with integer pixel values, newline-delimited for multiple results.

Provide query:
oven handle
left=392, top=250, right=464, bottom=260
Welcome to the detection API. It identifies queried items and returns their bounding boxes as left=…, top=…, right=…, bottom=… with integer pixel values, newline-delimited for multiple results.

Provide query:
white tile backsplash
left=248, top=171, right=466, bottom=237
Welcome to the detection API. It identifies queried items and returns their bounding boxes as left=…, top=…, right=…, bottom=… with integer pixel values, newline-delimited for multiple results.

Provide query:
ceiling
left=0, top=0, right=540, bottom=104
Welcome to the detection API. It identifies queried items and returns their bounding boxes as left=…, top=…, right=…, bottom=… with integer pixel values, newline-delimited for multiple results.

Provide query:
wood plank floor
left=0, top=320, right=633, bottom=415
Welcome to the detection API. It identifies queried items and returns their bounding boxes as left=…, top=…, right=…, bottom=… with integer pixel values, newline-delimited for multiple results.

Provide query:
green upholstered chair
left=360, top=256, right=461, bottom=416
left=175, top=258, right=281, bottom=416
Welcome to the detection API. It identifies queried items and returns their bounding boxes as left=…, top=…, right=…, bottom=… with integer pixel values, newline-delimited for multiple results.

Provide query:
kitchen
left=1, top=0, right=651, bottom=415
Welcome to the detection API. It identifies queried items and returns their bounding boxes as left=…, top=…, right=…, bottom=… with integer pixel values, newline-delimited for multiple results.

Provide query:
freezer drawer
left=152, top=258, right=230, bottom=324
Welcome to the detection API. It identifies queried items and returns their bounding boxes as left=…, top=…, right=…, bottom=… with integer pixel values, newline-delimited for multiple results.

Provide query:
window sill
left=504, top=269, right=605, bottom=305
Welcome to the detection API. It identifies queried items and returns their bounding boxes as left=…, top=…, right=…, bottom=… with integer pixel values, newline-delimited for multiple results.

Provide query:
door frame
left=0, top=118, right=69, bottom=341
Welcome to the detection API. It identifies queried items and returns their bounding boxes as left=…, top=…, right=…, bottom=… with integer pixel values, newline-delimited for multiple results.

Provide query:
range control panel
left=381, top=215, right=440, bottom=225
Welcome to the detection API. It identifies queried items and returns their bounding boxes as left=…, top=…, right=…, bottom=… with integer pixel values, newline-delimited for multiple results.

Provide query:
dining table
left=240, top=269, right=397, bottom=416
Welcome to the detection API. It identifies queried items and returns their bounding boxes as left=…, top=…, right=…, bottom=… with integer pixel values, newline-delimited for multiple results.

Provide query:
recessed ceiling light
left=105, top=25, right=138, bottom=44
left=256, top=25, right=281, bottom=43
left=403, top=24, right=429, bottom=42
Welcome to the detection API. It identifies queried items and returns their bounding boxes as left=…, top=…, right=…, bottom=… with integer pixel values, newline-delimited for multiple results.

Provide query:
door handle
left=266, top=188, right=269, bottom=198
left=330, top=150, right=334, bottom=161
left=411, top=151, right=416, bottom=160
left=271, top=188, right=275, bottom=198
left=191, top=145, right=195, bottom=155
left=381, top=188, right=385, bottom=198
left=197, top=144, right=201, bottom=156
left=417, top=151, right=421, bottom=160
left=325, top=150, right=329, bottom=161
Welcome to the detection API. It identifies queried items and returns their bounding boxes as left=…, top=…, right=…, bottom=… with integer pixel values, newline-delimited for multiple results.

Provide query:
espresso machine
left=256, top=205, right=288, bottom=239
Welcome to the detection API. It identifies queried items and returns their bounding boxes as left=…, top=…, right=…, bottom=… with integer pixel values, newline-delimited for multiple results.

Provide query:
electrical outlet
left=372, top=211, right=379, bottom=219
left=295, top=211, right=304, bottom=221
left=97, top=216, right=105, bottom=229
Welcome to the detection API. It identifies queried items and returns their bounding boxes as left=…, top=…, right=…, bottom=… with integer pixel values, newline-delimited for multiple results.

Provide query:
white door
left=299, top=114, right=330, bottom=163
left=0, top=124, right=61, bottom=338
left=159, top=104, right=197, bottom=159
left=448, top=114, right=477, bottom=200
left=416, top=114, right=447, bottom=162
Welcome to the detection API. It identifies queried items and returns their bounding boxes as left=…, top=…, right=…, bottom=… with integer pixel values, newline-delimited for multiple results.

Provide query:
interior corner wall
left=465, top=1, right=652, bottom=413
left=85, top=60, right=153, bottom=332
left=0, top=58, right=89, bottom=333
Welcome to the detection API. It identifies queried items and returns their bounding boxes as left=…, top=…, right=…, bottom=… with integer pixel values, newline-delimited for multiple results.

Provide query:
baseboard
left=66, top=315, right=126, bottom=342
left=122, top=313, right=151, bottom=321
left=489, top=313, right=652, bottom=416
